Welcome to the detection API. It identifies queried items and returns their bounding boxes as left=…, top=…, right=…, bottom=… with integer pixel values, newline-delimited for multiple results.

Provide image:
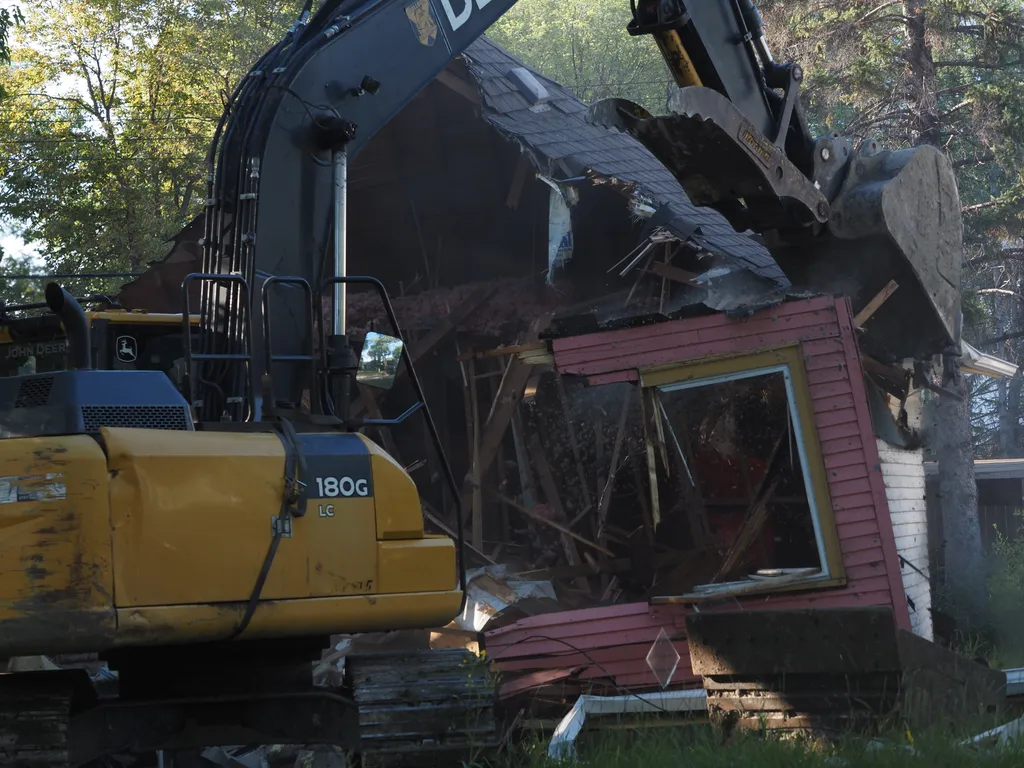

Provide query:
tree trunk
left=904, top=0, right=987, bottom=629
left=903, top=0, right=941, bottom=146
left=926, top=367, right=986, bottom=629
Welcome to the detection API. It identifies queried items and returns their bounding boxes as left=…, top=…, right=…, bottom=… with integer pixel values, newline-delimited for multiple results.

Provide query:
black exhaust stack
left=45, top=282, right=92, bottom=371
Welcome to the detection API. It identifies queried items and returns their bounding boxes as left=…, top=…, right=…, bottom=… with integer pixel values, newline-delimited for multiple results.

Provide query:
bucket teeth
left=591, top=87, right=829, bottom=234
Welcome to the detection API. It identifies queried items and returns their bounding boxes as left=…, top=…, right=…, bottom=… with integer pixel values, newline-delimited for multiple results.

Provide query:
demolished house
left=117, top=36, right=1015, bottom=725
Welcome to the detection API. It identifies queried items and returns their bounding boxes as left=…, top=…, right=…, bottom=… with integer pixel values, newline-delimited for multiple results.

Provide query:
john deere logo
left=116, top=335, right=138, bottom=363
left=406, top=0, right=438, bottom=46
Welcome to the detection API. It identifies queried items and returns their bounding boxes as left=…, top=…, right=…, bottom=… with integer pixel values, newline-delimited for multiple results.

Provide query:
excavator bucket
left=588, top=88, right=963, bottom=363
left=774, top=143, right=963, bottom=363
left=588, top=87, right=830, bottom=234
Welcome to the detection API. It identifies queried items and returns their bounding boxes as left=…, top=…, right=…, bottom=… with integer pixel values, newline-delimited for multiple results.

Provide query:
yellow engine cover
left=0, top=428, right=461, bottom=656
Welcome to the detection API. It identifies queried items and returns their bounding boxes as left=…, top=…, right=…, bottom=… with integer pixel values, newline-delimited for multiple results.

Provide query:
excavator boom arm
left=198, top=0, right=526, bottom=417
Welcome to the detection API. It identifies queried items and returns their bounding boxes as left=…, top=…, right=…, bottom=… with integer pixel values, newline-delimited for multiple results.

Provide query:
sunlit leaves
left=0, top=0, right=304, bottom=273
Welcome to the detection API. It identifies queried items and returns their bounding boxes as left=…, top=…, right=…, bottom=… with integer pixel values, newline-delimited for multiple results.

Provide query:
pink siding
left=484, top=295, right=911, bottom=698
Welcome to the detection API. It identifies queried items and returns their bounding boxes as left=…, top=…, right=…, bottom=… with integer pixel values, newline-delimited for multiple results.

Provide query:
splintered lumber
left=597, top=388, right=633, bottom=534
left=554, top=376, right=593, bottom=510
left=650, top=260, right=699, bottom=286
left=854, top=280, right=898, bottom=327
left=475, top=483, right=614, bottom=558
left=640, top=389, right=663, bottom=530
left=711, top=434, right=785, bottom=582
left=468, top=357, right=483, bottom=551
left=516, top=548, right=696, bottom=581
left=454, top=341, right=547, bottom=363
left=627, top=450, right=655, bottom=545
left=421, top=501, right=495, bottom=566
left=459, top=356, right=535, bottom=510
left=510, top=409, right=537, bottom=507
left=530, top=434, right=590, bottom=591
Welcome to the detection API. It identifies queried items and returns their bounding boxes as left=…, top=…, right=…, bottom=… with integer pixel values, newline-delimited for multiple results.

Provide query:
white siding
left=877, top=438, right=932, bottom=641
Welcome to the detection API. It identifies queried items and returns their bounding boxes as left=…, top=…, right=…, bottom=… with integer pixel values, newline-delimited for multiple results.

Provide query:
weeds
left=487, top=720, right=1024, bottom=767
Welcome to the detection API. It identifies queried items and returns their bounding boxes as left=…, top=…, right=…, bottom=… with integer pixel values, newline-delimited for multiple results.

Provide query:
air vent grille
left=15, top=377, right=54, bottom=408
left=81, top=405, right=190, bottom=432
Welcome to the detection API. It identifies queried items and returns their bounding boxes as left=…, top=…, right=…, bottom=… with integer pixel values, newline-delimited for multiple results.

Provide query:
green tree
left=0, top=2, right=23, bottom=94
left=488, top=0, right=674, bottom=111
left=0, top=0, right=303, bottom=287
left=762, top=0, right=1024, bottom=628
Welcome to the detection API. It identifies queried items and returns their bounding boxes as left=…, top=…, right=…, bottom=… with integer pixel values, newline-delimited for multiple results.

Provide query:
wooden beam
left=469, top=357, right=483, bottom=551
left=460, top=357, right=535, bottom=505
left=436, top=69, right=481, bottom=104
left=555, top=375, right=593, bottom=511
left=421, top=500, right=496, bottom=565
left=854, top=279, right=899, bottom=327
left=597, top=388, right=633, bottom=535
left=531, top=434, right=590, bottom=591
left=640, top=389, right=662, bottom=530
left=650, top=260, right=699, bottom=285
left=477, top=483, right=614, bottom=558
left=455, top=341, right=547, bottom=363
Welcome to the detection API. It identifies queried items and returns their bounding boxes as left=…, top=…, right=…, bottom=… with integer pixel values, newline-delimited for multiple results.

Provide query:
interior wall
left=346, top=79, right=548, bottom=295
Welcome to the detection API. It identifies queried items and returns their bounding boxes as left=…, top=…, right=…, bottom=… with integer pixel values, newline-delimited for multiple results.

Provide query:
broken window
left=638, top=360, right=843, bottom=600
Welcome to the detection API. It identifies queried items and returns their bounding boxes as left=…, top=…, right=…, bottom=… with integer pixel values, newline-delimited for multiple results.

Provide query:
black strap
left=226, top=418, right=308, bottom=641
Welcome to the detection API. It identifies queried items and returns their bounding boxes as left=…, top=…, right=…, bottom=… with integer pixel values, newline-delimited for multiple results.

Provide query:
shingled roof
left=461, top=36, right=790, bottom=291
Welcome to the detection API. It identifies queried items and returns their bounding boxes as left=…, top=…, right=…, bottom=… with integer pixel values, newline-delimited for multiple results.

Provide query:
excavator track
left=348, top=649, right=498, bottom=768
left=0, top=671, right=78, bottom=768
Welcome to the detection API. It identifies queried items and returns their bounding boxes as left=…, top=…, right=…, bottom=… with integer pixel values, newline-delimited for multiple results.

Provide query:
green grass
left=487, top=718, right=1024, bottom=768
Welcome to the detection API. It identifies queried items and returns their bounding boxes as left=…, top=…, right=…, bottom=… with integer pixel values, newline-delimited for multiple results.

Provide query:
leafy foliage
left=759, top=0, right=1024, bottom=456
left=0, top=0, right=304, bottom=275
left=488, top=0, right=674, bottom=111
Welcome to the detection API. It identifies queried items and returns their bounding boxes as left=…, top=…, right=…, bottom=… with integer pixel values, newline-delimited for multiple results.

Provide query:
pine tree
left=763, top=0, right=1024, bottom=629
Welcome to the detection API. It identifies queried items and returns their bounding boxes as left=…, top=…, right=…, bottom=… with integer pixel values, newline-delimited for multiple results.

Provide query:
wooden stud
left=476, top=482, right=615, bottom=558
left=597, top=388, right=633, bottom=536
left=650, top=260, right=699, bottom=285
left=469, top=356, right=483, bottom=551
left=854, top=279, right=899, bottom=327
left=530, top=434, right=590, bottom=591
left=627, top=449, right=656, bottom=545
left=639, top=388, right=662, bottom=530
left=555, top=375, right=593, bottom=511
left=491, top=358, right=511, bottom=542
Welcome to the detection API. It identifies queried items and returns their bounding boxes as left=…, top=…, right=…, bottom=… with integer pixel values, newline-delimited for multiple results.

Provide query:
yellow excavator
left=0, top=279, right=469, bottom=766
left=0, top=0, right=963, bottom=764
left=0, top=294, right=199, bottom=392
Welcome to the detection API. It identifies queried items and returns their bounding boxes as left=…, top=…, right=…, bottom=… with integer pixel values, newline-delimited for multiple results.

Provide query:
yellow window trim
left=638, top=343, right=847, bottom=602
left=651, top=575, right=848, bottom=605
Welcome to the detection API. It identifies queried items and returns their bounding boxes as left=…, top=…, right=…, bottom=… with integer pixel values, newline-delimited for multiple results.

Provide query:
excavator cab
left=0, top=295, right=199, bottom=396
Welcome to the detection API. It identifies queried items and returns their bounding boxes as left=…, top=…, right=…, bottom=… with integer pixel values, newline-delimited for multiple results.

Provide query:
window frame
left=639, top=344, right=847, bottom=604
